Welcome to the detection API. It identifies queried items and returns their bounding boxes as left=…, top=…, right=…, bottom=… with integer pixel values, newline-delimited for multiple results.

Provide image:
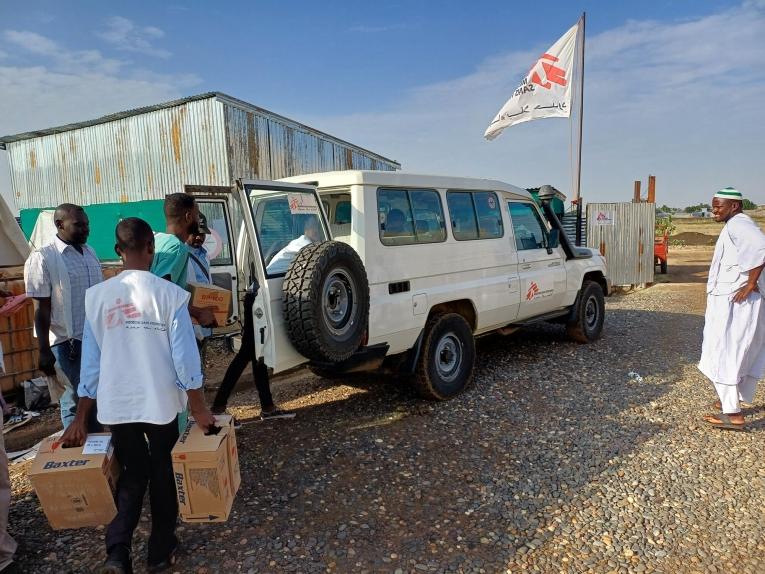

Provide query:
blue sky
left=1, top=0, right=763, bottom=212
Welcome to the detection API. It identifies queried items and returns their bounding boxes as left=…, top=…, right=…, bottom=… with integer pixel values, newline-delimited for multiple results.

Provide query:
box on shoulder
left=171, top=414, right=240, bottom=523
left=27, top=433, right=119, bottom=530
left=187, top=282, right=231, bottom=327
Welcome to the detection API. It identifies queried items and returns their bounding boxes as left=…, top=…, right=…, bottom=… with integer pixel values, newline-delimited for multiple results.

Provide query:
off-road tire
left=660, top=260, right=668, bottom=274
left=414, top=313, right=475, bottom=400
left=283, top=241, right=369, bottom=363
left=565, top=280, right=605, bottom=343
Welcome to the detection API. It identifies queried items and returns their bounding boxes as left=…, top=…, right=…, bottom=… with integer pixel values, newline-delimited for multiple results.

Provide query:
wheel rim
left=435, top=332, right=463, bottom=382
left=322, top=267, right=358, bottom=338
left=584, top=295, right=599, bottom=330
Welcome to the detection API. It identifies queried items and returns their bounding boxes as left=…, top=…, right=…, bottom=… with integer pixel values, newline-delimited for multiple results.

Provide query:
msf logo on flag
left=105, top=298, right=141, bottom=329
left=530, top=53, right=568, bottom=90
left=526, top=282, right=540, bottom=301
left=484, top=17, right=581, bottom=140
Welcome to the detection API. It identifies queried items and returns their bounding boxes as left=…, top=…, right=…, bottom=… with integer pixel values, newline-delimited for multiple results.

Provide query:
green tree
left=684, top=203, right=710, bottom=213
left=742, top=198, right=758, bottom=210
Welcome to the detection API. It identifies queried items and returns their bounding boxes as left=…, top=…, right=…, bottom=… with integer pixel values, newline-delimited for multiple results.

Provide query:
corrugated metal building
left=0, top=92, right=400, bottom=210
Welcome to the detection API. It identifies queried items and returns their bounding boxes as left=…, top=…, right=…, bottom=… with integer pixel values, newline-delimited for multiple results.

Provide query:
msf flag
left=484, top=20, right=580, bottom=140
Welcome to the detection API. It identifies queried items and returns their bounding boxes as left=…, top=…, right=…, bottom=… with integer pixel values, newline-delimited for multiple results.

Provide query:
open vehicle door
left=184, top=186, right=242, bottom=337
left=237, top=179, right=333, bottom=374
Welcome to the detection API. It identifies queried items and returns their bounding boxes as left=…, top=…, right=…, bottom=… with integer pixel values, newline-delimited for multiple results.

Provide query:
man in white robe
left=698, top=187, right=765, bottom=430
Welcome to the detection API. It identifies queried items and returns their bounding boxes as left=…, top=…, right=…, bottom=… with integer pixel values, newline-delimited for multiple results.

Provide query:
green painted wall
left=20, top=200, right=166, bottom=261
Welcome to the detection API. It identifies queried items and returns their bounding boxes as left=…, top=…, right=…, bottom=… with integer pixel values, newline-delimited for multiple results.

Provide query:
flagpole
left=575, top=12, right=586, bottom=247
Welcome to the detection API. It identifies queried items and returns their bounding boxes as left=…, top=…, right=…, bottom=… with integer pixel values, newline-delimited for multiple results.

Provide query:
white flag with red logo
left=484, top=20, right=581, bottom=140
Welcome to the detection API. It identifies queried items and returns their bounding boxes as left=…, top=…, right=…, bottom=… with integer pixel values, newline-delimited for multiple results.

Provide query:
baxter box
left=171, top=414, right=240, bottom=522
left=187, top=282, right=231, bottom=327
left=27, top=433, right=119, bottom=530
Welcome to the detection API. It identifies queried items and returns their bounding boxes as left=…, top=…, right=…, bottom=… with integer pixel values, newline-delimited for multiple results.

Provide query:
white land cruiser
left=189, top=171, right=610, bottom=400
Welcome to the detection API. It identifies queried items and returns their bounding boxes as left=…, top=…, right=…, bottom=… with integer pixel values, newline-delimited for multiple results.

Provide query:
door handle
left=520, top=264, right=532, bottom=270
left=548, top=262, right=561, bottom=268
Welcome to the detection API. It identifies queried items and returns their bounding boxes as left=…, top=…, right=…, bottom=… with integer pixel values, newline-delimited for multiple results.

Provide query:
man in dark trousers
left=62, top=218, right=215, bottom=574
left=212, top=280, right=294, bottom=420
left=24, top=203, right=103, bottom=430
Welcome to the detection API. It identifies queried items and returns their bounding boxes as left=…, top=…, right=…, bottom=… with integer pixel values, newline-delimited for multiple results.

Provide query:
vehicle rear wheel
left=283, top=241, right=369, bottom=363
left=414, top=313, right=475, bottom=400
left=660, top=260, right=668, bottom=274
left=566, top=280, right=605, bottom=343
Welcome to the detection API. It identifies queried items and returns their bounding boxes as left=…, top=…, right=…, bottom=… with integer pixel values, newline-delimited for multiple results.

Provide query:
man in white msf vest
left=699, top=187, right=765, bottom=430
left=61, top=217, right=215, bottom=573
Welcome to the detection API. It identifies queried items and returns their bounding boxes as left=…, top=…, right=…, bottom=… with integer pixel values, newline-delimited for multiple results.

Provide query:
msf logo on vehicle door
left=526, top=280, right=554, bottom=301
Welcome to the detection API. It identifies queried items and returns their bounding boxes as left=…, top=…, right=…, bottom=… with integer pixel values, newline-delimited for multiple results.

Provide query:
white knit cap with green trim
left=714, top=187, right=743, bottom=200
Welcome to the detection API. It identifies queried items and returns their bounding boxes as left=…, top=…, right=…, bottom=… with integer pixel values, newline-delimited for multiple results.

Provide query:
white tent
left=0, top=195, right=29, bottom=267
left=28, top=210, right=56, bottom=251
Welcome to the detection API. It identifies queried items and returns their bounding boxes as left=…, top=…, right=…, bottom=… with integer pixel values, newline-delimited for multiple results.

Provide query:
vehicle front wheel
left=414, top=313, right=475, bottom=400
left=566, top=280, right=605, bottom=343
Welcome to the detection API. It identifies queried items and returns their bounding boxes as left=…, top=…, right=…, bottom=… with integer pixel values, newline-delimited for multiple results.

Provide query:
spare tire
left=283, top=241, right=369, bottom=363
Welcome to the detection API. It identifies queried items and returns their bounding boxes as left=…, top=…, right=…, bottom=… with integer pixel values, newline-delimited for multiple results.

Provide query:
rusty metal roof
left=0, top=92, right=401, bottom=167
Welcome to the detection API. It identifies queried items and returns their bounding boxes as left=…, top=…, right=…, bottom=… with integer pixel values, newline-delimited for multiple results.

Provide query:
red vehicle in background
left=654, top=231, right=669, bottom=274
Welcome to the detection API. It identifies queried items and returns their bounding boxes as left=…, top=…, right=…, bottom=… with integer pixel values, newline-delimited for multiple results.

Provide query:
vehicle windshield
left=249, top=190, right=328, bottom=277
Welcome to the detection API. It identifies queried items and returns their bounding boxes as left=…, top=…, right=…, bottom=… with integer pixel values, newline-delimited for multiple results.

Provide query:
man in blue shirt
left=186, top=213, right=213, bottom=343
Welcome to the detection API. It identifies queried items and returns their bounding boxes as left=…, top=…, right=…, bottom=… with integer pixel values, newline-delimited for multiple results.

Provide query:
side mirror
left=547, top=228, right=560, bottom=253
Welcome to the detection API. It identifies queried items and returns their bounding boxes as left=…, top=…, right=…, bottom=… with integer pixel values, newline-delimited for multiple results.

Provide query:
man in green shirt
left=151, top=193, right=216, bottom=327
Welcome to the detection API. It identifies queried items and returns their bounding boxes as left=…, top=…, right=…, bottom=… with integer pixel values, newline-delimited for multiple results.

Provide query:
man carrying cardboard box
left=185, top=213, right=214, bottom=344
left=61, top=217, right=215, bottom=574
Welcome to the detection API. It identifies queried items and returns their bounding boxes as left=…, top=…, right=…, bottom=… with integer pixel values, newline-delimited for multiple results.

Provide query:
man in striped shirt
left=24, top=203, right=103, bottom=429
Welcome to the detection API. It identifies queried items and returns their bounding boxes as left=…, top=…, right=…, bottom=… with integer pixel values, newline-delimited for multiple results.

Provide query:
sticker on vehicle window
left=287, top=193, right=319, bottom=214
left=203, top=227, right=224, bottom=260
left=487, top=195, right=496, bottom=209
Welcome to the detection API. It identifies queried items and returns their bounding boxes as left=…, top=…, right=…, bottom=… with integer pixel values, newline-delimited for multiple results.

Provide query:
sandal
left=704, top=412, right=746, bottom=431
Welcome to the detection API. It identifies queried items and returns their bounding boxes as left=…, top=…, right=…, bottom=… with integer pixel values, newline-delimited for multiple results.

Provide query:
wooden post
left=647, top=175, right=656, bottom=204
left=633, top=180, right=642, bottom=203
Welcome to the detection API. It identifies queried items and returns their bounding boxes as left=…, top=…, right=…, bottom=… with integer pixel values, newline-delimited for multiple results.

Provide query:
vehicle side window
left=334, top=201, right=351, bottom=225
left=249, top=191, right=328, bottom=278
left=257, top=199, right=295, bottom=255
left=377, top=187, right=446, bottom=246
left=196, top=201, right=233, bottom=266
left=446, top=192, right=477, bottom=240
left=474, top=192, right=503, bottom=239
left=508, top=202, right=548, bottom=251
left=447, top=191, right=503, bottom=241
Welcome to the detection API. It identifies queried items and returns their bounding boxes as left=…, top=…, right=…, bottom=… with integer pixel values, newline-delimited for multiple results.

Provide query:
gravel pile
left=8, top=282, right=765, bottom=573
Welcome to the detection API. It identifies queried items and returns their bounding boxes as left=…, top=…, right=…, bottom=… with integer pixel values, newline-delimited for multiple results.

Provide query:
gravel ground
left=8, top=247, right=765, bottom=573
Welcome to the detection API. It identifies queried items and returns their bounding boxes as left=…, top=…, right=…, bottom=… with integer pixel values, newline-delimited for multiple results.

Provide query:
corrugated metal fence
left=587, top=202, right=655, bottom=286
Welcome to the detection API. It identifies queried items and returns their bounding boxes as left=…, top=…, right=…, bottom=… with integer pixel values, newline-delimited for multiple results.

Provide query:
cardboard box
left=188, top=282, right=231, bottom=327
left=171, top=414, right=240, bottom=522
left=28, top=433, right=119, bottom=530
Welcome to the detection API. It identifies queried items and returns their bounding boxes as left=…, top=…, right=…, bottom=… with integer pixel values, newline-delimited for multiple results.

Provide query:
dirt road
left=9, top=246, right=765, bottom=573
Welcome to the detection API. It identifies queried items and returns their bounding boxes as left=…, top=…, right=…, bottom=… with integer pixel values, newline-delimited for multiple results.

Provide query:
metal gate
left=586, top=202, right=655, bottom=286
